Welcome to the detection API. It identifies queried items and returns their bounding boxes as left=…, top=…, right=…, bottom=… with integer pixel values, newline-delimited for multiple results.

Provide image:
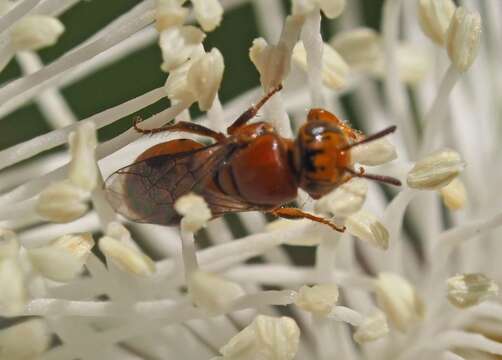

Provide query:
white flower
left=159, top=25, right=205, bottom=72
left=0, top=228, right=19, bottom=260
left=375, top=273, right=425, bottom=332
left=27, top=233, right=94, bottom=282
left=174, top=193, right=212, bottom=232
left=447, top=273, right=499, bottom=308
left=407, top=149, right=465, bottom=190
left=0, top=319, right=50, bottom=359
left=295, top=284, right=339, bottom=315
left=68, top=122, right=98, bottom=191
left=191, top=0, right=223, bottom=32
left=35, top=180, right=88, bottom=223
left=219, top=315, right=300, bottom=360
left=346, top=210, right=389, bottom=250
left=10, top=15, right=65, bottom=51
left=250, top=37, right=291, bottom=92
left=292, top=41, right=349, bottom=90
left=446, top=7, right=482, bottom=72
left=188, top=270, right=244, bottom=314
left=418, top=0, right=456, bottom=45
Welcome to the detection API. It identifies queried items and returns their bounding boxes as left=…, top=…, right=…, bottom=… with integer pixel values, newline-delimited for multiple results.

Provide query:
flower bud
left=187, top=48, right=224, bottom=111
left=36, top=180, right=88, bottom=223
left=191, top=0, right=223, bottom=32
left=447, top=273, right=499, bottom=309
left=353, top=312, right=389, bottom=344
left=0, top=319, right=50, bottom=359
left=68, top=122, right=98, bottom=191
left=174, top=193, right=212, bottom=232
left=99, top=236, right=155, bottom=276
left=159, top=25, right=205, bottom=72
left=0, top=228, right=19, bottom=260
left=375, top=273, right=425, bottom=332
left=27, top=233, right=94, bottom=282
left=346, top=210, right=389, bottom=250
left=219, top=315, right=300, bottom=360
left=446, top=7, right=482, bottom=73
left=296, top=284, right=339, bottom=316
left=407, top=149, right=465, bottom=190
left=418, top=0, right=456, bottom=45
left=315, top=178, right=367, bottom=217
left=10, top=15, right=64, bottom=51
left=188, top=270, right=244, bottom=314
left=331, top=27, right=382, bottom=71
left=293, top=41, right=349, bottom=90
left=155, top=0, right=189, bottom=31
left=440, top=178, right=467, bottom=210
left=0, top=258, right=26, bottom=316
left=351, top=138, right=397, bottom=166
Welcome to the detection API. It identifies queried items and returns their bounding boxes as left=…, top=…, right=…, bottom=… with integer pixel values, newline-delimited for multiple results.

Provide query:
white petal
left=418, top=0, right=456, bottom=45
left=187, top=48, right=224, bottom=111
left=174, top=193, right=212, bottom=232
left=191, top=0, right=223, bottom=32
left=27, top=246, right=85, bottom=282
left=353, top=312, right=389, bottom=344
left=99, top=236, right=155, bottom=276
left=296, top=284, right=339, bottom=315
left=346, top=210, right=389, bottom=250
left=0, top=228, right=19, bottom=260
left=36, top=180, right=88, bottom=223
left=447, top=273, right=499, bottom=308
left=440, top=178, right=467, bottom=210
left=318, top=0, right=345, bottom=19
left=331, top=27, right=382, bottom=71
left=0, top=258, right=26, bottom=316
left=155, top=0, right=189, bottom=31
left=446, top=7, right=482, bottom=72
left=159, top=25, right=205, bottom=72
left=351, top=138, right=397, bottom=166
left=315, top=178, right=368, bottom=217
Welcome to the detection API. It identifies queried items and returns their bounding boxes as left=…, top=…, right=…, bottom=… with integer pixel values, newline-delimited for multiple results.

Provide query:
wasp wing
left=105, top=142, right=263, bottom=225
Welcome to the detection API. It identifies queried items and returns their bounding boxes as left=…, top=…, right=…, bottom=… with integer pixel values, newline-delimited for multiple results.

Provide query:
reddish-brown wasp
left=105, top=85, right=401, bottom=232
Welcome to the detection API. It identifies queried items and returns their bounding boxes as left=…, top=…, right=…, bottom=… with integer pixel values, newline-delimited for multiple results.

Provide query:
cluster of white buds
left=156, top=0, right=224, bottom=111
left=331, top=28, right=430, bottom=85
left=36, top=123, right=98, bottom=223
left=0, top=229, right=26, bottom=316
left=215, top=315, right=300, bottom=360
left=99, top=222, right=156, bottom=276
left=419, top=1, right=481, bottom=73
left=27, top=233, right=95, bottom=282
left=0, top=2, right=64, bottom=72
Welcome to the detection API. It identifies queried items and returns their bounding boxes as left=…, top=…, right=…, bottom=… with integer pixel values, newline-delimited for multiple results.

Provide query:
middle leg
left=270, top=207, right=346, bottom=232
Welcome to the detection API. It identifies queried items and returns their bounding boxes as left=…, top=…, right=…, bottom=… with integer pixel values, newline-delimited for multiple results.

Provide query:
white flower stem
left=419, top=65, right=460, bottom=156
left=301, top=10, right=324, bottom=108
left=180, top=222, right=199, bottom=281
left=382, top=0, right=417, bottom=155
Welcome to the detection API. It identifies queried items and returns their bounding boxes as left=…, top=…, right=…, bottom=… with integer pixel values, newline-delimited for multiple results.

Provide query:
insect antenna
left=344, top=167, right=402, bottom=186
left=340, top=125, right=397, bottom=151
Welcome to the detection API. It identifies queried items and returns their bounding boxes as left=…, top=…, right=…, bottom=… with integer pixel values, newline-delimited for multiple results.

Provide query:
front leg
left=133, top=116, right=226, bottom=142
left=226, top=85, right=283, bottom=135
left=270, top=207, right=346, bottom=232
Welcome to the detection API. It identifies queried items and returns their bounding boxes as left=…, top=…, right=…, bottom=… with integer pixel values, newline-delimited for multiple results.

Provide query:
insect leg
left=134, top=116, right=227, bottom=142
left=227, top=85, right=283, bottom=135
left=270, top=207, right=346, bottom=233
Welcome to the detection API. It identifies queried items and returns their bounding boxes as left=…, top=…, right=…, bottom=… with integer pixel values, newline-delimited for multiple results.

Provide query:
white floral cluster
left=0, top=0, right=501, bottom=359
